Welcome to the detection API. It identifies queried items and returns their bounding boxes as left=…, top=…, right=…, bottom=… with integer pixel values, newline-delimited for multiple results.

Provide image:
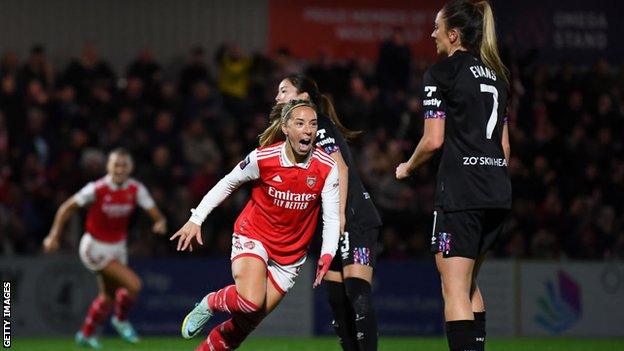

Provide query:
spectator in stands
left=0, top=51, right=20, bottom=78
left=18, top=45, right=55, bottom=90
left=0, top=39, right=622, bottom=262
left=63, top=43, right=116, bottom=102
left=376, top=27, right=411, bottom=93
left=127, top=48, right=162, bottom=96
left=179, top=46, right=211, bottom=96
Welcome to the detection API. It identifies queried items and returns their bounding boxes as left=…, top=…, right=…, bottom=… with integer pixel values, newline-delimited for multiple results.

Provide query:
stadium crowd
left=1, top=39, right=623, bottom=260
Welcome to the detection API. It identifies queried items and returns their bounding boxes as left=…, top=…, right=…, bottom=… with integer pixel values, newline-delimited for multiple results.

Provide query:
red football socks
left=114, top=288, right=136, bottom=321
left=81, top=295, right=112, bottom=336
left=199, top=313, right=263, bottom=351
left=207, top=285, right=260, bottom=314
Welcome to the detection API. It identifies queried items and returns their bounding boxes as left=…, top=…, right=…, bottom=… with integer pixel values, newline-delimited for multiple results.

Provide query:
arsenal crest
left=306, top=175, right=317, bottom=188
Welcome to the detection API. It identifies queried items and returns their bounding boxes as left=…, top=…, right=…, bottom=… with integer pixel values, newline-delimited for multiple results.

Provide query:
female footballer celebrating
left=171, top=99, right=340, bottom=351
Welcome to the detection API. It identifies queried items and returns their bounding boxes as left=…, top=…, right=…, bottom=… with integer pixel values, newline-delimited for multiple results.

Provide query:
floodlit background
left=1, top=0, right=623, bottom=349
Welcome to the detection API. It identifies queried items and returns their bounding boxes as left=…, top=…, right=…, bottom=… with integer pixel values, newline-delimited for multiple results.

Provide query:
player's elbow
left=59, top=199, right=77, bottom=215
left=425, top=136, right=444, bottom=151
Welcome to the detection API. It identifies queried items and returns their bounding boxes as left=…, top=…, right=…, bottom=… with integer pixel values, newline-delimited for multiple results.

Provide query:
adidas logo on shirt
left=272, top=175, right=283, bottom=183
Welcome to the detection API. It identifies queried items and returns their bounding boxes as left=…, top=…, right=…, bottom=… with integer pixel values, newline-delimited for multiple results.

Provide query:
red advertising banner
left=268, top=0, right=444, bottom=60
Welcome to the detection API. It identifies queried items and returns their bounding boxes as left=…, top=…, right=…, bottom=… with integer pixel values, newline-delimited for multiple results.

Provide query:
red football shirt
left=74, top=175, right=155, bottom=243
left=190, top=142, right=340, bottom=265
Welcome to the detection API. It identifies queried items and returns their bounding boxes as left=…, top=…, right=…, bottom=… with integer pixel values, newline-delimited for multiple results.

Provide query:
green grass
left=8, top=336, right=624, bottom=351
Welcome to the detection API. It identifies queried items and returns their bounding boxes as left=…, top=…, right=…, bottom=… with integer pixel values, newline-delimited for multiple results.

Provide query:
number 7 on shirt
left=480, top=84, right=499, bottom=140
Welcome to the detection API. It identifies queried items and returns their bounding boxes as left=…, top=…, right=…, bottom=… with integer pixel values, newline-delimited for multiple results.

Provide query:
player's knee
left=238, top=290, right=264, bottom=313
left=441, top=279, right=468, bottom=297
left=127, top=277, right=142, bottom=296
left=247, top=299, right=264, bottom=313
left=98, top=292, right=113, bottom=304
left=440, top=282, right=456, bottom=302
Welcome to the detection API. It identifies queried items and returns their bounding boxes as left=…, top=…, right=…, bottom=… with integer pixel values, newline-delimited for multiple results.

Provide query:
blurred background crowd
left=1, top=34, right=623, bottom=260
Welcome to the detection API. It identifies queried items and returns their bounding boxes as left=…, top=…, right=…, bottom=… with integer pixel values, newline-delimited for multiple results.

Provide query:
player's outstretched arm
left=171, top=151, right=260, bottom=253
left=43, top=197, right=79, bottom=253
left=146, top=206, right=167, bottom=235
left=136, top=181, right=167, bottom=235
left=170, top=221, right=203, bottom=252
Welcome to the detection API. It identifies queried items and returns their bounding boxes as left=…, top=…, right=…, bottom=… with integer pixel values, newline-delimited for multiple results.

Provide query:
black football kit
left=422, top=51, right=512, bottom=258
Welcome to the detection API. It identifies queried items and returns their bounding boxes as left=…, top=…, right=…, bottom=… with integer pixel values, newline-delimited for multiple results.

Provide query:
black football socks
left=446, top=320, right=478, bottom=351
left=344, top=278, right=378, bottom=351
left=327, top=280, right=359, bottom=351
left=474, top=311, right=486, bottom=351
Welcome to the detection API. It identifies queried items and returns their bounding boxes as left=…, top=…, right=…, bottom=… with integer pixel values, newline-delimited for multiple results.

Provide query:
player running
left=396, top=1, right=511, bottom=350
left=275, top=75, right=382, bottom=351
left=171, top=99, right=340, bottom=351
left=43, top=148, right=167, bottom=349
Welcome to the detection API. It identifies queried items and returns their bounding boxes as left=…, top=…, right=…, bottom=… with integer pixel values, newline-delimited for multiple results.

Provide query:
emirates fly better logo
left=268, top=186, right=317, bottom=210
left=534, top=270, right=582, bottom=333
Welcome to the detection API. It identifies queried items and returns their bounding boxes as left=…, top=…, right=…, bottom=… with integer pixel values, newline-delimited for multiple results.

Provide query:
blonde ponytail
left=477, top=1, right=509, bottom=83
left=259, top=103, right=286, bottom=147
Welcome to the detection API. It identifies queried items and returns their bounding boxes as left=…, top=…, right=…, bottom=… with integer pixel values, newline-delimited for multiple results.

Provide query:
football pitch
left=8, top=336, right=624, bottom=351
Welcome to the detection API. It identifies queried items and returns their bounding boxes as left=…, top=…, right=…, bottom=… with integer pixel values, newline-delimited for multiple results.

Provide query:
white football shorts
left=79, top=233, right=127, bottom=272
left=230, top=233, right=306, bottom=294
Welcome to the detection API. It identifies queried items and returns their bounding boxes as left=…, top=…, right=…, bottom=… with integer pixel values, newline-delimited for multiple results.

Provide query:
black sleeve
left=422, top=65, right=449, bottom=120
left=315, top=116, right=340, bottom=155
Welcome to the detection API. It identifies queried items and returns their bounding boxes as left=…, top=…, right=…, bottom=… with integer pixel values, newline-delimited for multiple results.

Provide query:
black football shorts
left=430, top=208, right=509, bottom=258
left=329, top=225, right=379, bottom=271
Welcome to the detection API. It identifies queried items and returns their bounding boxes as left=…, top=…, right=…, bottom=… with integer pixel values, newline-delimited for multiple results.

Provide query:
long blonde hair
left=443, top=0, right=509, bottom=83
left=476, top=1, right=508, bottom=83
left=258, top=99, right=317, bottom=147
